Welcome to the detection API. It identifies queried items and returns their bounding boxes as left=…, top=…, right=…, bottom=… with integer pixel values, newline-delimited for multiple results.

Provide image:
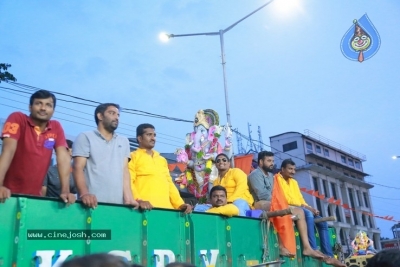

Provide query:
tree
left=0, top=63, right=17, bottom=83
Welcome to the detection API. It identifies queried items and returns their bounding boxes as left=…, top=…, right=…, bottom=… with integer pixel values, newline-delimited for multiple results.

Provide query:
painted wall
left=0, top=196, right=338, bottom=267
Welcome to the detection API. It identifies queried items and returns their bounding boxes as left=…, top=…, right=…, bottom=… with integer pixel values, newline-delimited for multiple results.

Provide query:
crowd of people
left=1, top=90, right=394, bottom=267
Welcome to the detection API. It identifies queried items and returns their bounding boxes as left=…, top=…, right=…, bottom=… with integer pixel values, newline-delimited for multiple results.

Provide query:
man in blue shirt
left=42, top=139, right=77, bottom=197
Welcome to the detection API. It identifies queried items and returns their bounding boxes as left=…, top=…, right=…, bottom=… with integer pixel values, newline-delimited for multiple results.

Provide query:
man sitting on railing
left=276, top=159, right=345, bottom=267
left=248, top=151, right=275, bottom=211
left=205, top=185, right=239, bottom=217
left=249, top=151, right=316, bottom=258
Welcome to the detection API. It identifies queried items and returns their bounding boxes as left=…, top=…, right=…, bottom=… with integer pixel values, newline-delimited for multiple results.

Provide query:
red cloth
left=233, top=154, right=253, bottom=175
left=1, top=112, right=67, bottom=195
left=269, top=173, right=296, bottom=255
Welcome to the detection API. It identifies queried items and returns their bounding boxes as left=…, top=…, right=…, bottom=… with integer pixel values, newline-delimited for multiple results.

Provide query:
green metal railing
left=0, top=196, right=335, bottom=267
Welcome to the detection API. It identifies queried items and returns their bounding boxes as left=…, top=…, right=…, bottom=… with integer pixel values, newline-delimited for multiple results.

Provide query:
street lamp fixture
left=158, top=32, right=171, bottom=42
left=161, top=0, right=275, bottom=127
left=392, top=156, right=400, bottom=160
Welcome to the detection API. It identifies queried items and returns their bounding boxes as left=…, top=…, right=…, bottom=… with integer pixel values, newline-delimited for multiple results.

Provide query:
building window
left=363, top=192, right=370, bottom=208
left=368, top=216, right=374, bottom=228
left=344, top=172, right=349, bottom=176
left=355, top=161, right=361, bottom=169
left=316, top=145, right=322, bottom=154
left=335, top=206, right=342, bottom=223
left=323, top=180, right=329, bottom=197
left=341, top=155, right=347, bottom=164
left=356, top=190, right=362, bottom=206
left=312, top=177, right=322, bottom=214
left=331, top=183, right=337, bottom=199
left=326, top=166, right=331, bottom=170
left=317, top=163, right=323, bottom=167
left=348, top=158, right=354, bottom=167
left=283, top=141, right=297, bottom=152
left=306, top=141, right=313, bottom=153
left=348, top=188, right=358, bottom=225
left=362, top=215, right=367, bottom=227
left=340, top=229, right=347, bottom=245
left=350, top=175, right=356, bottom=179
left=323, top=148, right=330, bottom=157
left=344, top=209, right=351, bottom=218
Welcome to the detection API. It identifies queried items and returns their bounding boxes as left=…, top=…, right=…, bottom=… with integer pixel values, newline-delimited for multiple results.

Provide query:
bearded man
left=248, top=151, right=275, bottom=211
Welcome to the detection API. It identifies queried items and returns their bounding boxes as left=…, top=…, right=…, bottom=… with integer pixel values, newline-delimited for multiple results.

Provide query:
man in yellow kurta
left=276, top=159, right=345, bottom=267
left=206, top=185, right=239, bottom=217
left=128, top=123, right=192, bottom=213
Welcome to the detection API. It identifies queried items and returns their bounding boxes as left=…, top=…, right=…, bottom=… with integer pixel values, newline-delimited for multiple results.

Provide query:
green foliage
left=204, top=168, right=212, bottom=174
left=196, top=151, right=204, bottom=159
left=198, top=196, right=207, bottom=204
left=0, top=63, right=17, bottom=83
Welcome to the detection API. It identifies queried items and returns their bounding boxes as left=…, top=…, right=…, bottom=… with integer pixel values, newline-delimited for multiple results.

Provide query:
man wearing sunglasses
left=212, top=153, right=254, bottom=216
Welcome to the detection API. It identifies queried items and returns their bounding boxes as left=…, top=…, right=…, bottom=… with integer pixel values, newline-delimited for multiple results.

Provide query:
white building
left=270, top=130, right=381, bottom=254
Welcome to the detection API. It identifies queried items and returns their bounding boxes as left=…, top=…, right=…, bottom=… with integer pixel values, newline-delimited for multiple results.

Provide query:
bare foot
left=314, top=250, right=326, bottom=258
left=302, top=248, right=324, bottom=260
left=279, top=246, right=295, bottom=258
left=324, top=257, right=346, bottom=267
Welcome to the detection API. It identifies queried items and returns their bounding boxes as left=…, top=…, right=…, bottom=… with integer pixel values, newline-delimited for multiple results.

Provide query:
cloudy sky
left=1, top=0, right=399, bottom=238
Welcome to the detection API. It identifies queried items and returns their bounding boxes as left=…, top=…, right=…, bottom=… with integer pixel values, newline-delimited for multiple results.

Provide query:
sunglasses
left=216, top=158, right=228, bottom=163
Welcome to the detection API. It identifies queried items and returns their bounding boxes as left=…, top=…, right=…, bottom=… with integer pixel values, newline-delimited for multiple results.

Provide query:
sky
left=1, top=0, right=400, bottom=238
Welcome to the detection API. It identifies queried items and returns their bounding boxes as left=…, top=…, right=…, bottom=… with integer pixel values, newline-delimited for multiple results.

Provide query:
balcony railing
left=304, top=129, right=367, bottom=161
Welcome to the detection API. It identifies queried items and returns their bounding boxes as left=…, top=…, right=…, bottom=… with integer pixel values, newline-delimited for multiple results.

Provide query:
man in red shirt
left=0, top=90, right=75, bottom=204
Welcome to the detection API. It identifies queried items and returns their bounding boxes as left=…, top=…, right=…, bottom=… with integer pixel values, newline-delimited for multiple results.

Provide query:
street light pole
left=165, top=0, right=275, bottom=128
left=219, top=30, right=230, bottom=125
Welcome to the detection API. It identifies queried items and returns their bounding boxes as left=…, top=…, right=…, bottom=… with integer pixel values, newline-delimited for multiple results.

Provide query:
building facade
left=270, top=130, right=381, bottom=254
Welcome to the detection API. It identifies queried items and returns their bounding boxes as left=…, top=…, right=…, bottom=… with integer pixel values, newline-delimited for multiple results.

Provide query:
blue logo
left=44, top=138, right=56, bottom=150
left=340, top=14, right=381, bottom=63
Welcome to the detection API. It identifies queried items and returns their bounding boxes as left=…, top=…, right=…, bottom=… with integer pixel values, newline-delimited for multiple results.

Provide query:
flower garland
left=182, top=132, right=222, bottom=202
left=186, top=158, right=212, bottom=201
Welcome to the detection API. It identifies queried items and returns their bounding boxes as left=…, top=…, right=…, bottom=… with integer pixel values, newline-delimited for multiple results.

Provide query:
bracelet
left=79, top=193, right=91, bottom=199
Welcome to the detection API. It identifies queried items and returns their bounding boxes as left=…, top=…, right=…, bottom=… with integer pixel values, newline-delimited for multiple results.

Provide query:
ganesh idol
left=175, top=109, right=233, bottom=202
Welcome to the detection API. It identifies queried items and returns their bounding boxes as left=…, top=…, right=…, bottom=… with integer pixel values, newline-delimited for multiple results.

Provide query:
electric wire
left=8, top=82, right=193, bottom=122
left=2, top=84, right=399, bottom=191
left=0, top=101, right=180, bottom=148
left=0, top=87, right=184, bottom=144
left=370, top=195, right=400, bottom=200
